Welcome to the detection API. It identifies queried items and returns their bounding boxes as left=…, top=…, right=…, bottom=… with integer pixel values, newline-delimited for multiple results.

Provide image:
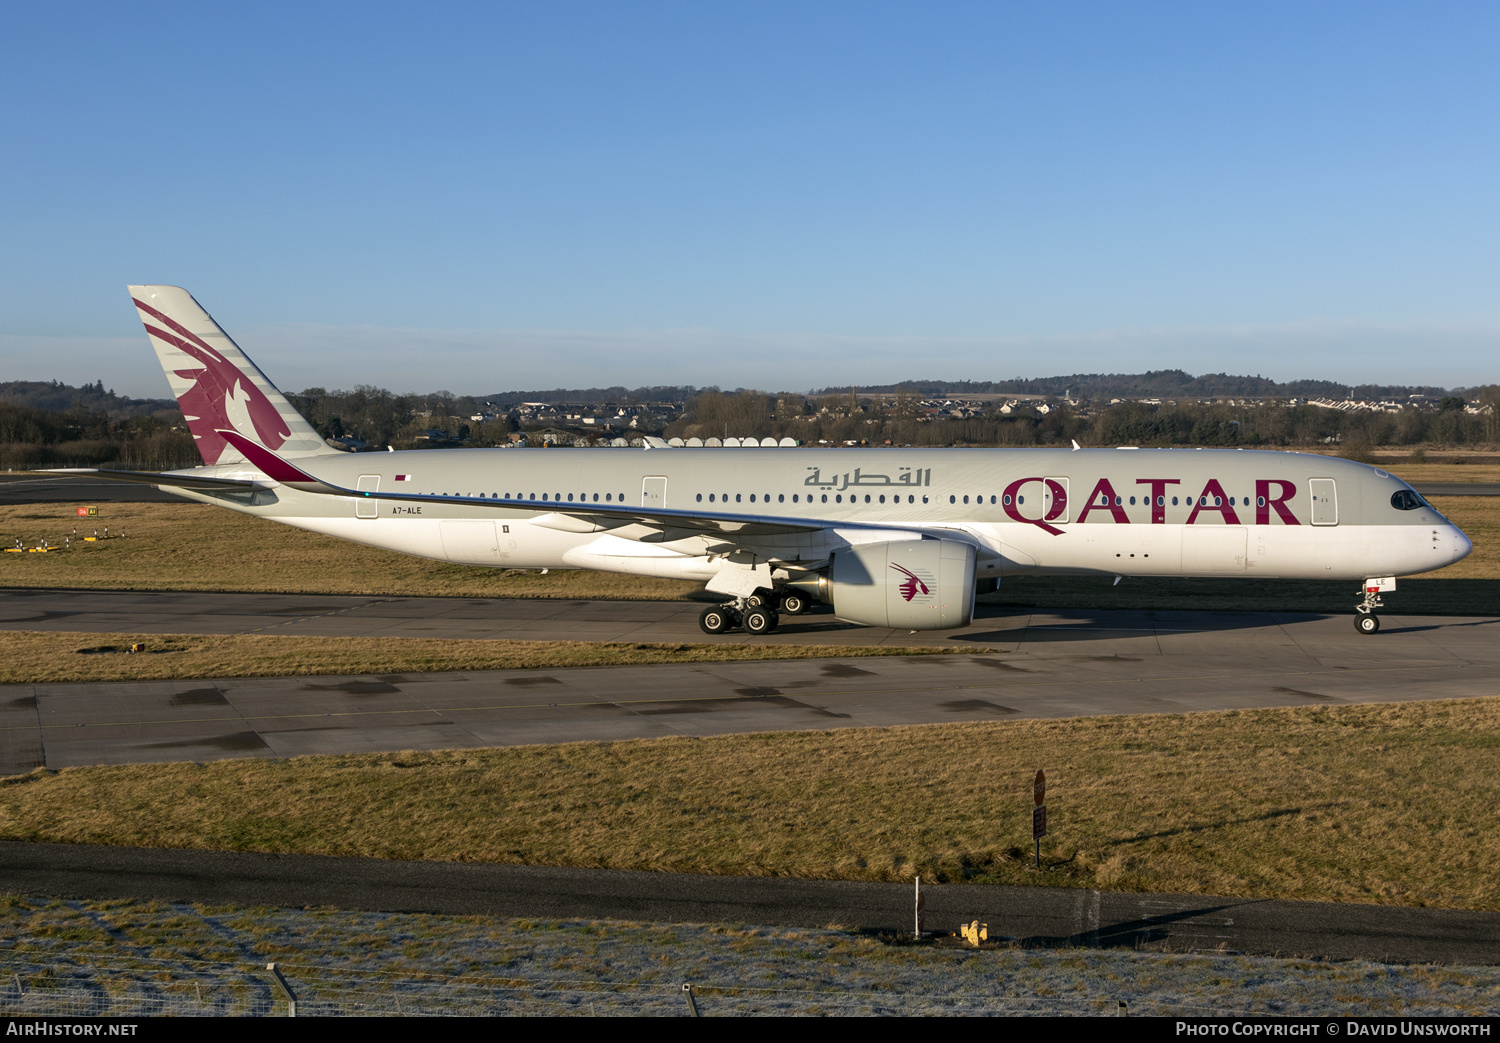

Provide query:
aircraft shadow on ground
left=1106, top=804, right=1343, bottom=847
left=1380, top=618, right=1500, bottom=634
left=1016, top=899, right=1258, bottom=952
left=952, top=613, right=1331, bottom=644
left=710, top=601, right=1497, bottom=642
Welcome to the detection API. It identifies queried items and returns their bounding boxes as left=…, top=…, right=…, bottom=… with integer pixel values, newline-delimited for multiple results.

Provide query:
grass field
left=0, top=501, right=703, bottom=600
left=0, top=631, right=988, bottom=685
left=6, top=901, right=1494, bottom=1017
left=1370, top=462, right=1500, bottom=484
left=3, top=698, right=1498, bottom=909
left=9, top=900, right=1490, bottom=1016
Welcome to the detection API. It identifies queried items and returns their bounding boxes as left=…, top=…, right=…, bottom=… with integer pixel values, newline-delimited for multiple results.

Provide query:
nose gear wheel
left=1354, top=583, right=1384, bottom=636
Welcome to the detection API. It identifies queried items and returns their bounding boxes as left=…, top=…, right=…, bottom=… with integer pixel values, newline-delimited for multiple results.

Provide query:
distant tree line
left=474, top=385, right=701, bottom=407
left=815, top=370, right=1466, bottom=402
left=667, top=388, right=1500, bottom=450
left=287, top=386, right=524, bottom=449
left=3, top=379, right=1497, bottom=471
left=0, top=402, right=197, bottom=470
left=0, top=380, right=174, bottom=418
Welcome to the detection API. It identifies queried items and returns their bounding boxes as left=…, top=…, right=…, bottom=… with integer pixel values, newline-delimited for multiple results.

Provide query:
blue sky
left=2, top=2, right=1497, bottom=396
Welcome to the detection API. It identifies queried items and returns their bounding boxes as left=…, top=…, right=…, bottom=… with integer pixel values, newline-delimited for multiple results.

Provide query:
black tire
left=780, top=591, right=809, bottom=615
left=746, top=591, right=771, bottom=610
left=1355, top=612, right=1380, bottom=635
left=699, top=606, right=733, bottom=635
left=743, top=609, right=776, bottom=635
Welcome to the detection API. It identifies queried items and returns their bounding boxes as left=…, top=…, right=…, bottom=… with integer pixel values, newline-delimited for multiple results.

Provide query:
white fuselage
left=168, top=445, right=1472, bottom=587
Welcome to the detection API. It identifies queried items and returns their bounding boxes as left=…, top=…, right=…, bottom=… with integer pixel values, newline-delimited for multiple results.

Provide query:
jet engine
left=823, top=538, right=977, bottom=630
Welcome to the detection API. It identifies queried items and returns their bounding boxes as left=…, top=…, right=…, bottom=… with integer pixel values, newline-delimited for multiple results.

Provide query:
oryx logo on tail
left=134, top=296, right=290, bottom=463
left=128, top=286, right=329, bottom=466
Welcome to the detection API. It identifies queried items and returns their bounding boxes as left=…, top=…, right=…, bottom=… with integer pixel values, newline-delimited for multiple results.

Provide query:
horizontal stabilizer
left=42, top=468, right=271, bottom=493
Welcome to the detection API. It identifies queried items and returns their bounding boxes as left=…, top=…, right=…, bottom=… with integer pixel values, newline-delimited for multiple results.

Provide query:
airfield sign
left=1032, top=769, right=1047, bottom=867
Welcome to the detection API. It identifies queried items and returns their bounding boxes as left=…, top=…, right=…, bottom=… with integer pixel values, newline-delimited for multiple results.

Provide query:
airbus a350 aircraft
left=55, top=286, right=1473, bottom=637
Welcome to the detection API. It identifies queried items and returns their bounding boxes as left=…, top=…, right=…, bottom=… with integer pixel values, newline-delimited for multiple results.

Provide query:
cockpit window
left=1390, top=489, right=1427, bottom=511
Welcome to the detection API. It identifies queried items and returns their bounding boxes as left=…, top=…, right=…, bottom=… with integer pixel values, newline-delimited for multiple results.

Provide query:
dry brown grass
left=4, top=699, right=1498, bottom=909
left=0, top=631, right=986, bottom=685
left=0, top=502, right=700, bottom=599
left=1381, top=463, right=1500, bottom=484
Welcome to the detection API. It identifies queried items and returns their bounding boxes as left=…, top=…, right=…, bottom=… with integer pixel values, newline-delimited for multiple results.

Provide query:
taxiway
left=2, top=590, right=1496, bottom=774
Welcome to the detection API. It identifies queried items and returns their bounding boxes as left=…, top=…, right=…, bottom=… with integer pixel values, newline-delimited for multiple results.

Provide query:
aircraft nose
left=1450, top=525, right=1473, bottom=565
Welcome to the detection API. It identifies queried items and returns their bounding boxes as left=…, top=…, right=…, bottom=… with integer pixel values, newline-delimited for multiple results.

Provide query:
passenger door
left=356, top=475, right=380, bottom=519
left=642, top=476, right=667, bottom=509
left=1309, top=478, right=1338, bottom=526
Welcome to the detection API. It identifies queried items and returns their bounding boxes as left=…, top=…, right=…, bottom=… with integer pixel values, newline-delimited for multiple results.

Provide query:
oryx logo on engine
left=890, top=562, right=934, bottom=603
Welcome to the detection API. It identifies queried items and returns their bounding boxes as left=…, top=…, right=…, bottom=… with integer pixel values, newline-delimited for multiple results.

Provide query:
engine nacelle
left=827, top=538, right=977, bottom=630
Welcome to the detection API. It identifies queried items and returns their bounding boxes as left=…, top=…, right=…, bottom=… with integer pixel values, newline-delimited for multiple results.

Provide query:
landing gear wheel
left=743, top=608, right=778, bottom=635
left=699, top=606, right=734, bottom=635
left=745, top=591, right=772, bottom=610
left=780, top=591, right=809, bottom=616
left=1355, top=582, right=1386, bottom=635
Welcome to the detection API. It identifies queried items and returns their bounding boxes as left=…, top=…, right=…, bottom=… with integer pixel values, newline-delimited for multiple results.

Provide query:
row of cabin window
left=440, top=493, right=629, bottom=502
left=696, top=493, right=932, bottom=504
left=687, top=492, right=1275, bottom=508
left=438, top=491, right=1272, bottom=509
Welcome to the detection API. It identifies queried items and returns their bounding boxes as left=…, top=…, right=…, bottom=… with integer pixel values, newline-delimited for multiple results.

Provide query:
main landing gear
left=698, top=605, right=740, bottom=634
left=1354, top=584, right=1384, bottom=635
left=698, top=587, right=806, bottom=636
left=778, top=590, right=810, bottom=616
left=698, top=601, right=779, bottom=635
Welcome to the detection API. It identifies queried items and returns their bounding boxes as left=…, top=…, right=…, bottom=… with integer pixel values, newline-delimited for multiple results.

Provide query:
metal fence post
left=266, top=963, right=297, bottom=1017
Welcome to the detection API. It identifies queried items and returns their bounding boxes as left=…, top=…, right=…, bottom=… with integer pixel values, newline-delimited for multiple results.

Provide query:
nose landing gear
left=1354, top=580, right=1389, bottom=635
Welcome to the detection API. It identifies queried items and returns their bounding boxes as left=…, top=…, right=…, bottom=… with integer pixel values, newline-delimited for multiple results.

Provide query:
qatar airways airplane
left=55, top=285, right=1473, bottom=637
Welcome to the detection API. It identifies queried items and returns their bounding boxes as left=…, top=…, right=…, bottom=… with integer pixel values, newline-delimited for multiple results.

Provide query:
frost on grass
left=1, top=897, right=1497, bottom=1016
